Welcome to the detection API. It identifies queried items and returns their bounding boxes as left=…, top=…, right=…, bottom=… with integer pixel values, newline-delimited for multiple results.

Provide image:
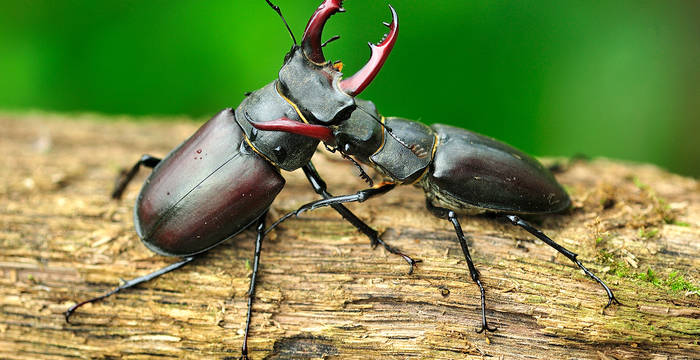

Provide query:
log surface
left=1, top=113, right=698, bottom=359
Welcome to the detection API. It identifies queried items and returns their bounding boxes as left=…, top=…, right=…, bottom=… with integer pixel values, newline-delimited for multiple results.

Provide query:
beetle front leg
left=302, top=162, right=419, bottom=274
left=112, top=154, right=161, bottom=199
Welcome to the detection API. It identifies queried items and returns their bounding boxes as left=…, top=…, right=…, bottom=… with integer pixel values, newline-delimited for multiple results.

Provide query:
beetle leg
left=264, top=181, right=394, bottom=237
left=240, top=212, right=268, bottom=360
left=506, top=215, right=621, bottom=308
left=426, top=201, right=497, bottom=333
left=447, top=211, right=498, bottom=333
left=302, top=162, right=419, bottom=274
left=293, top=181, right=396, bottom=214
left=65, top=256, right=195, bottom=324
left=111, top=154, right=161, bottom=199
left=264, top=182, right=395, bottom=236
left=264, top=182, right=396, bottom=243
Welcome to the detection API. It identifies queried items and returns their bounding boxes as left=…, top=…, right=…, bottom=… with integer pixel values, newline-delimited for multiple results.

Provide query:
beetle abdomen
left=422, top=124, right=570, bottom=215
left=135, top=109, right=284, bottom=256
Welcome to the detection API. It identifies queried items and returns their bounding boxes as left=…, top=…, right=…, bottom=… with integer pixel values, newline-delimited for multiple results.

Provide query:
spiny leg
left=240, top=212, right=268, bottom=360
left=112, top=154, right=161, bottom=199
left=65, top=256, right=195, bottom=324
left=506, top=215, right=620, bottom=308
left=427, top=202, right=496, bottom=333
left=302, top=162, right=419, bottom=274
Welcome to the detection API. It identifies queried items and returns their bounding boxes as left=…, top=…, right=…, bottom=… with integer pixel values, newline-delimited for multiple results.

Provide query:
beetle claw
left=476, top=323, right=498, bottom=334
left=301, top=0, right=344, bottom=63
left=339, top=5, right=398, bottom=96
left=604, top=296, right=622, bottom=309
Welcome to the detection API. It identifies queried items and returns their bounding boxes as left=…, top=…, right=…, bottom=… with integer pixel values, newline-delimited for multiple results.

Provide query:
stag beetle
left=66, top=1, right=410, bottom=358
left=250, top=98, right=621, bottom=332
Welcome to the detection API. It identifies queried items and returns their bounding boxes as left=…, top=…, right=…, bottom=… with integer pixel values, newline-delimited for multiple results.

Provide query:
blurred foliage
left=0, top=0, right=698, bottom=176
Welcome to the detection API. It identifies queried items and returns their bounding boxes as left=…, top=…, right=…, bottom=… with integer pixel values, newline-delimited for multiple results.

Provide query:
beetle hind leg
left=112, top=154, right=161, bottom=199
left=505, top=215, right=621, bottom=308
left=65, top=256, right=195, bottom=324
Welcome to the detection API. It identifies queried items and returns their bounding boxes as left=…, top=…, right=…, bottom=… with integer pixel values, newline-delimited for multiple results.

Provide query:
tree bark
left=1, top=113, right=698, bottom=359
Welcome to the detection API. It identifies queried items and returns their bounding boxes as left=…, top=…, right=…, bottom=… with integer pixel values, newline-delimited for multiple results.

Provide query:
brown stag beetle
left=65, top=1, right=408, bottom=358
left=249, top=98, right=621, bottom=333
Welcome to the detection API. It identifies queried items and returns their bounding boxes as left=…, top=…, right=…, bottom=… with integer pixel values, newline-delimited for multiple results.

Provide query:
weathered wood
left=1, top=113, right=698, bottom=359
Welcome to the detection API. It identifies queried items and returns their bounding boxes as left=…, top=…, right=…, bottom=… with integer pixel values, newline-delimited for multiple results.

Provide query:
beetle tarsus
left=65, top=256, right=195, bottom=324
left=373, top=236, right=421, bottom=275
left=475, top=278, right=498, bottom=333
left=505, top=215, right=621, bottom=309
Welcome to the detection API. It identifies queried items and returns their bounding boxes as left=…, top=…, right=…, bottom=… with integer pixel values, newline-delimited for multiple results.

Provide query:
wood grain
left=1, top=113, right=698, bottom=359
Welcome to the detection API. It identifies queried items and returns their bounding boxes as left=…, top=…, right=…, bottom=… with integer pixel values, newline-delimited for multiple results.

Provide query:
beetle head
left=247, top=99, right=383, bottom=163
left=276, top=0, right=398, bottom=124
left=330, top=99, right=383, bottom=162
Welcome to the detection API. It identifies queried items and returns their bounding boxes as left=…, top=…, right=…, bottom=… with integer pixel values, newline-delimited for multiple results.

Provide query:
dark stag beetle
left=65, top=1, right=409, bottom=358
left=249, top=98, right=621, bottom=332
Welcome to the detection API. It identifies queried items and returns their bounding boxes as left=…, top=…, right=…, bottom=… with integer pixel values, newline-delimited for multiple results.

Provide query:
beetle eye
left=272, top=145, right=287, bottom=163
left=335, top=105, right=356, bottom=122
left=283, top=48, right=293, bottom=64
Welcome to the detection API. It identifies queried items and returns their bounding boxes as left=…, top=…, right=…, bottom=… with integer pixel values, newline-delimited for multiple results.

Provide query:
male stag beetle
left=65, top=1, right=410, bottom=358
left=250, top=98, right=621, bottom=332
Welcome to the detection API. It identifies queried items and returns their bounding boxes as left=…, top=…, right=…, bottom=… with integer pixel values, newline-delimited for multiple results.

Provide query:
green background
left=1, top=0, right=698, bottom=176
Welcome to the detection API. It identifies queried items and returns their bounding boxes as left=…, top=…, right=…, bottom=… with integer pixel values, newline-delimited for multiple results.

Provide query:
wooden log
left=1, top=113, right=698, bottom=359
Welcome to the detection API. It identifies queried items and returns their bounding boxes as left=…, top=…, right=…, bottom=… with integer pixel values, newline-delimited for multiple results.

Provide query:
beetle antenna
left=323, top=142, right=374, bottom=186
left=341, top=152, right=374, bottom=187
left=265, top=0, right=297, bottom=45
